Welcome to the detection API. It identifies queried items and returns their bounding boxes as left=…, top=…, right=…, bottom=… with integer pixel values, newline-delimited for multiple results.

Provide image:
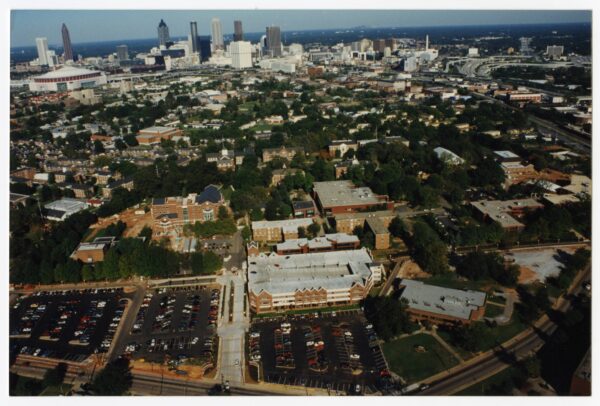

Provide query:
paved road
left=216, top=270, right=249, bottom=386
left=418, top=264, right=590, bottom=396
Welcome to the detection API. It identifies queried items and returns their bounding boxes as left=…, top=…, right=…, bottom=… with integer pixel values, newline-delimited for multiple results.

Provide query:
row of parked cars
left=274, top=322, right=295, bottom=369
left=332, top=325, right=362, bottom=374
left=364, top=323, right=391, bottom=380
left=152, top=294, right=177, bottom=333
left=73, top=300, right=108, bottom=345
left=11, top=302, right=47, bottom=336
left=248, top=331, right=261, bottom=362
left=131, top=293, right=153, bottom=334
left=42, top=299, right=80, bottom=341
left=208, top=289, right=220, bottom=328
left=99, top=299, right=128, bottom=351
left=178, top=293, right=203, bottom=332
left=304, top=325, right=327, bottom=371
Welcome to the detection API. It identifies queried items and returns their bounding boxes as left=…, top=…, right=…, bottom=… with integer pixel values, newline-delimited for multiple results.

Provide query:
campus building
left=398, top=279, right=487, bottom=325
left=312, top=181, right=393, bottom=216
left=44, top=198, right=89, bottom=221
left=248, top=248, right=382, bottom=314
left=136, top=126, right=183, bottom=145
left=262, top=146, right=304, bottom=163
left=251, top=218, right=314, bottom=242
left=333, top=210, right=395, bottom=250
left=151, top=185, right=225, bottom=233
left=471, top=199, right=544, bottom=232
left=276, top=233, right=360, bottom=255
left=71, top=237, right=115, bottom=263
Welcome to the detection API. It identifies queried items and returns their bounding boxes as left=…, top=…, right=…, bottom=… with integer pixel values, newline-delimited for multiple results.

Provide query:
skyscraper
left=116, top=45, right=129, bottom=60
left=190, top=21, right=199, bottom=53
left=233, top=20, right=244, bottom=41
left=266, top=26, right=282, bottom=57
left=61, top=23, right=74, bottom=62
left=231, top=41, right=252, bottom=69
left=158, top=19, right=170, bottom=48
left=211, top=18, right=224, bottom=50
left=199, top=36, right=212, bottom=62
left=35, top=37, right=49, bottom=66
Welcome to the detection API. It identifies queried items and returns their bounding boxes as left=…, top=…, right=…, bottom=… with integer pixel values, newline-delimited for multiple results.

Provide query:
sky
left=10, top=9, right=592, bottom=48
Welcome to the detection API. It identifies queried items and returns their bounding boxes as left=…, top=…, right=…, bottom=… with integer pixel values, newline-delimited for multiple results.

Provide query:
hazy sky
left=11, top=10, right=591, bottom=47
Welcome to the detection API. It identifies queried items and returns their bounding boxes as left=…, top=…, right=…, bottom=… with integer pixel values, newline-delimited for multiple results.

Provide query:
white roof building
left=29, top=66, right=108, bottom=92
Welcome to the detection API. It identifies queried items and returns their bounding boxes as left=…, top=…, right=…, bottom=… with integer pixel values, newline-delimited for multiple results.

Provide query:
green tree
left=202, top=251, right=223, bottom=274
left=90, top=358, right=132, bottom=396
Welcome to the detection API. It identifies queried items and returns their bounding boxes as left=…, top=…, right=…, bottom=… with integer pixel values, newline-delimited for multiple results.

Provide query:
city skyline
left=11, top=9, right=591, bottom=48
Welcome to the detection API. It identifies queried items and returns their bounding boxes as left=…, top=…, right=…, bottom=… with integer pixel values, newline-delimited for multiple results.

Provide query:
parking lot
left=116, top=286, right=220, bottom=365
left=9, top=288, right=131, bottom=363
left=249, top=311, right=392, bottom=394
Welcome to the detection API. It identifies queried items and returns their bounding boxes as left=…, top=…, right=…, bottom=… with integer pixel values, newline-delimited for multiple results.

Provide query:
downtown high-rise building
left=158, top=19, right=170, bottom=47
left=266, top=25, right=282, bottom=57
left=35, top=37, right=50, bottom=66
left=189, top=21, right=199, bottom=53
left=231, top=41, right=252, bottom=69
left=116, top=45, right=129, bottom=60
left=233, top=20, right=244, bottom=41
left=61, top=23, right=75, bottom=62
left=199, top=36, right=212, bottom=62
left=211, top=18, right=224, bottom=50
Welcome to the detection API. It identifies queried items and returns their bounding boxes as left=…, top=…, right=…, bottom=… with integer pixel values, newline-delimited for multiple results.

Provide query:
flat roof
left=471, top=199, right=543, bottom=228
left=252, top=217, right=313, bottom=231
left=313, top=180, right=384, bottom=208
left=139, top=126, right=177, bottom=134
left=334, top=210, right=395, bottom=221
left=399, top=279, right=487, bottom=321
left=248, top=248, right=375, bottom=295
left=494, top=150, right=520, bottom=159
left=45, top=198, right=88, bottom=213
left=276, top=233, right=359, bottom=252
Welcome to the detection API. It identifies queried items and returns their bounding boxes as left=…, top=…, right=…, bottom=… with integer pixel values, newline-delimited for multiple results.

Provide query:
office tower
left=61, top=23, right=74, bottom=62
left=234, top=20, right=243, bottom=41
left=116, top=45, right=129, bottom=60
left=425, top=34, right=429, bottom=50
left=373, top=39, right=386, bottom=52
left=385, top=38, right=398, bottom=51
left=158, top=19, right=170, bottom=47
left=520, top=37, right=532, bottom=55
left=190, top=21, right=199, bottom=53
left=211, top=18, right=224, bottom=50
left=231, top=41, right=252, bottom=69
left=266, top=26, right=282, bottom=57
left=546, top=45, right=564, bottom=58
left=199, top=36, right=212, bottom=62
left=35, top=37, right=49, bottom=65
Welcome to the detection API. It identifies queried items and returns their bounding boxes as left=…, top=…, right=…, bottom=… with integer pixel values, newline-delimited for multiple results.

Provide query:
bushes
left=457, top=251, right=519, bottom=286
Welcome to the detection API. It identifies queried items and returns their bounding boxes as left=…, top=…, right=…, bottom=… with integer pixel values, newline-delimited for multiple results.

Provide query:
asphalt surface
left=10, top=288, right=131, bottom=362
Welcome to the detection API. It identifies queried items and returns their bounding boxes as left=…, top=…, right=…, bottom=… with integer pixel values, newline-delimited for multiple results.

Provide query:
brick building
left=151, top=185, right=225, bottom=233
left=333, top=210, right=395, bottom=250
left=71, top=237, right=115, bottom=263
left=398, top=279, right=487, bottom=325
left=276, top=233, right=360, bottom=255
left=251, top=218, right=314, bottom=242
left=312, top=181, right=393, bottom=216
left=136, top=126, right=182, bottom=145
left=471, top=199, right=544, bottom=232
left=262, top=146, right=304, bottom=163
left=248, top=248, right=382, bottom=314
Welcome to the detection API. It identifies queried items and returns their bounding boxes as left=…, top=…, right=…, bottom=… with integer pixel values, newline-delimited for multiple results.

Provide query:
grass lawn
left=382, top=333, right=459, bottom=384
left=484, top=303, right=505, bottom=318
left=39, top=384, right=73, bottom=396
left=488, top=294, right=507, bottom=305
left=455, top=366, right=514, bottom=395
left=418, top=273, right=498, bottom=292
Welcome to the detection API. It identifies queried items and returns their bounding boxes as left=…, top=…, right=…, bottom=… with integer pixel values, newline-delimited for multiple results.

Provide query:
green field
left=484, top=303, right=505, bottom=318
left=382, top=333, right=459, bottom=383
